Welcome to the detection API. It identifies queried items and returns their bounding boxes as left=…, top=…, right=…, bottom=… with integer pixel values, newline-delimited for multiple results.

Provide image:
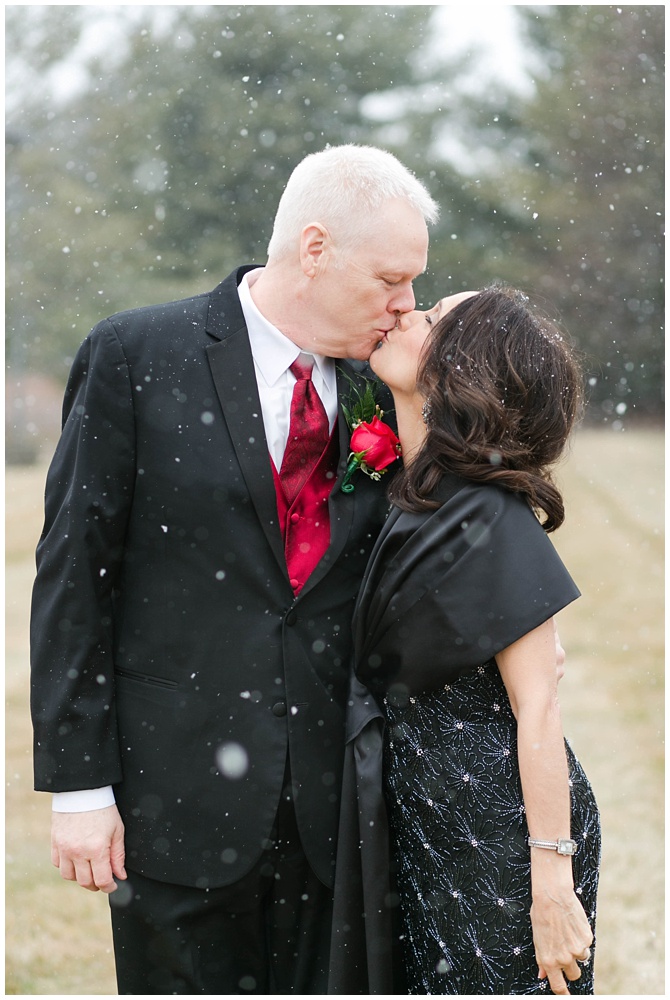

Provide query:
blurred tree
left=6, top=4, right=443, bottom=377
left=447, top=5, right=664, bottom=420
left=5, top=4, right=664, bottom=430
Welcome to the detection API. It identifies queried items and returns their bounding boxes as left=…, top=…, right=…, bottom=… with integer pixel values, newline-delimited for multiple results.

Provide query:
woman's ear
left=299, top=222, right=332, bottom=277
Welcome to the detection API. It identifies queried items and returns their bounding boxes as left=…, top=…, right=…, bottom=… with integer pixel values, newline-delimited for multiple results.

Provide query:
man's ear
left=299, top=222, right=332, bottom=277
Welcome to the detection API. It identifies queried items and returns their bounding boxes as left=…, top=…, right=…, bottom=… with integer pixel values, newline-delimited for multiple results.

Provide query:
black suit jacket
left=30, top=266, right=393, bottom=889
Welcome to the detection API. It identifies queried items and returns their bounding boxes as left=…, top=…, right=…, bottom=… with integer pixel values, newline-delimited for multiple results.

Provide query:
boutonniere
left=339, top=374, right=402, bottom=493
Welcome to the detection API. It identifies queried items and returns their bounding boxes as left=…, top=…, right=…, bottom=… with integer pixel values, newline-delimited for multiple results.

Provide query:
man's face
left=300, top=198, right=429, bottom=360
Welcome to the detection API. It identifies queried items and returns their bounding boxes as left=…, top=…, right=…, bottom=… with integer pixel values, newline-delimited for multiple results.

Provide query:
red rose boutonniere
left=340, top=376, right=402, bottom=493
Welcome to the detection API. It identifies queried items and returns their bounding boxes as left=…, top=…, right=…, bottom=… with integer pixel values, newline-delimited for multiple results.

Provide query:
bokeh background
left=5, top=5, right=664, bottom=995
left=6, top=4, right=664, bottom=456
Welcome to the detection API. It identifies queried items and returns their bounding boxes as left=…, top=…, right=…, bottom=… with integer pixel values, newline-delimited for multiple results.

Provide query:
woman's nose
left=397, top=310, right=422, bottom=331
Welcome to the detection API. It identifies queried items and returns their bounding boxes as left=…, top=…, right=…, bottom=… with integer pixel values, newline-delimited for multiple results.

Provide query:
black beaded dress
left=330, top=473, right=600, bottom=996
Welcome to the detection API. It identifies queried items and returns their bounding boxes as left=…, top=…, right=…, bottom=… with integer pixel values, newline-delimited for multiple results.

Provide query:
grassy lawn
left=550, top=427, right=664, bottom=996
left=5, top=426, right=664, bottom=995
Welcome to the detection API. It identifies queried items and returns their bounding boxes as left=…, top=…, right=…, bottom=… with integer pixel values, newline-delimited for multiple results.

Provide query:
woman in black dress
left=334, top=287, right=600, bottom=996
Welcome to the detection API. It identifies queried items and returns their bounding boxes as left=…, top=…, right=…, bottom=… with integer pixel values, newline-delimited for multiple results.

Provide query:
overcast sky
left=431, top=4, right=534, bottom=93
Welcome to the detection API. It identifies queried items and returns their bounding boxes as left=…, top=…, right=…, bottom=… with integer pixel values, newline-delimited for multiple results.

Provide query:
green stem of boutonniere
left=340, top=455, right=359, bottom=493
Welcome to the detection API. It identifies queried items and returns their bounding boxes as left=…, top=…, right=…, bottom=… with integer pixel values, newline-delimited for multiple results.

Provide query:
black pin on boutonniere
left=339, top=374, right=402, bottom=493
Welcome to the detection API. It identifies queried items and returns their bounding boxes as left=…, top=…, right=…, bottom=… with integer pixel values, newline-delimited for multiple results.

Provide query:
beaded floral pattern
left=382, top=660, right=601, bottom=995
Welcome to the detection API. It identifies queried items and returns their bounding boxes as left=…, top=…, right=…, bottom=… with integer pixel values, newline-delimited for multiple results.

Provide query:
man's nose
left=389, top=281, right=416, bottom=316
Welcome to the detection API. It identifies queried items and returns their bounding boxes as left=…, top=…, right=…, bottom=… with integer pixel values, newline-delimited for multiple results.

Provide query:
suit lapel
left=205, top=270, right=287, bottom=575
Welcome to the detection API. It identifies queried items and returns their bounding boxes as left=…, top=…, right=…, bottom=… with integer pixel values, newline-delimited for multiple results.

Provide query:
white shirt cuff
left=52, top=786, right=116, bottom=812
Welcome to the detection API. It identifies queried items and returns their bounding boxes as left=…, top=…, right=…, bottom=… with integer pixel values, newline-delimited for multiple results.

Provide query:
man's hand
left=51, top=804, right=126, bottom=893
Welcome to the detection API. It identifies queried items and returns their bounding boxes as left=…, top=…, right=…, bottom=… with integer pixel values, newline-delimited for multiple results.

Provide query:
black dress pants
left=109, top=785, right=333, bottom=994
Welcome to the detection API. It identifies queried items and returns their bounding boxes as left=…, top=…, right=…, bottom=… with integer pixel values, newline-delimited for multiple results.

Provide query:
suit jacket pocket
left=114, top=667, right=178, bottom=690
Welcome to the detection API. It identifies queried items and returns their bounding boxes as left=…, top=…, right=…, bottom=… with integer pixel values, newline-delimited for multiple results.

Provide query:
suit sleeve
left=30, top=319, right=136, bottom=791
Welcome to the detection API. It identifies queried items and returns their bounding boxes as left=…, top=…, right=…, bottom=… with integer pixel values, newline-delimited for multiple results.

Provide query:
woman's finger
left=562, top=958, right=583, bottom=982
left=547, top=968, right=569, bottom=995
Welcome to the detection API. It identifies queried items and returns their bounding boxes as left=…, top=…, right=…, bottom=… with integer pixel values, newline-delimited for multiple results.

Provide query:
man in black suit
left=30, top=144, right=438, bottom=993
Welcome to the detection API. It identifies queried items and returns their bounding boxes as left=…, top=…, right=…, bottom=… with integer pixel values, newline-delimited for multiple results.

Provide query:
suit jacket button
left=285, top=610, right=297, bottom=626
left=272, top=701, right=287, bottom=717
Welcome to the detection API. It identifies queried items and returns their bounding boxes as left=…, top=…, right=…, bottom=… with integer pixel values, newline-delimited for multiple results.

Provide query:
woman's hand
left=531, top=877, right=593, bottom=995
left=496, top=619, right=592, bottom=994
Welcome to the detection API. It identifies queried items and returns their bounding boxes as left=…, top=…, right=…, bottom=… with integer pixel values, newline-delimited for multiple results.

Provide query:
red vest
left=272, top=429, right=339, bottom=595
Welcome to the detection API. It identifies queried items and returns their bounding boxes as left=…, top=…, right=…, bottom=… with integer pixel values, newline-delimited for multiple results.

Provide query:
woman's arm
left=496, top=618, right=593, bottom=996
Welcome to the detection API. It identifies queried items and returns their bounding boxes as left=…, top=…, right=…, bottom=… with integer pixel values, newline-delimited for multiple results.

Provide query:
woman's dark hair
left=388, top=285, right=584, bottom=532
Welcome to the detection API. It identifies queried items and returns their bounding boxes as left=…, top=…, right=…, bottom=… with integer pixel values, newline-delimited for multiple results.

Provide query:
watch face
left=557, top=838, right=577, bottom=855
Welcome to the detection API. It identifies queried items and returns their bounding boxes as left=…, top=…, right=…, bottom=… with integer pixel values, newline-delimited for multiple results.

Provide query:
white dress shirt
left=52, top=268, right=338, bottom=813
left=239, top=268, right=338, bottom=467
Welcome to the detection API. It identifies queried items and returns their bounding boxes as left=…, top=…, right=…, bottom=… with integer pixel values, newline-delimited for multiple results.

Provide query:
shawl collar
left=353, top=472, right=468, bottom=660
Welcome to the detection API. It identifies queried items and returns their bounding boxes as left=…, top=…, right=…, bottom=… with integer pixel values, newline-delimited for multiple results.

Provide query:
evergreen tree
left=6, top=5, right=663, bottom=422
left=453, top=5, right=664, bottom=419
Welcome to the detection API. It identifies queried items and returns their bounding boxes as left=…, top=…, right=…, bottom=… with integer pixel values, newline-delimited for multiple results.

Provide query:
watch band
left=528, top=837, right=577, bottom=856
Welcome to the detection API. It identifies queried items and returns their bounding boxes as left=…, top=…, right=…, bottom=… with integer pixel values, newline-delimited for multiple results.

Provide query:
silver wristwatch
left=528, top=837, right=577, bottom=856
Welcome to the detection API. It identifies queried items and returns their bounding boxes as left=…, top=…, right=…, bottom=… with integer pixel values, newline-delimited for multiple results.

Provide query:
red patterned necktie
left=279, top=356, right=330, bottom=504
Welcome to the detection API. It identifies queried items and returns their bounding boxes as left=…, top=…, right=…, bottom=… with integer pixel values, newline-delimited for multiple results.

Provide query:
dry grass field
left=5, top=426, right=664, bottom=995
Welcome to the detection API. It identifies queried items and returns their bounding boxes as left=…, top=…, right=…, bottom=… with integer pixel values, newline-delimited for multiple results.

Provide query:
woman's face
left=369, top=290, right=478, bottom=395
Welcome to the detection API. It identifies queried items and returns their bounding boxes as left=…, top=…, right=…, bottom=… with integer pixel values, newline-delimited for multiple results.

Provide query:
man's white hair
left=266, top=144, right=439, bottom=262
